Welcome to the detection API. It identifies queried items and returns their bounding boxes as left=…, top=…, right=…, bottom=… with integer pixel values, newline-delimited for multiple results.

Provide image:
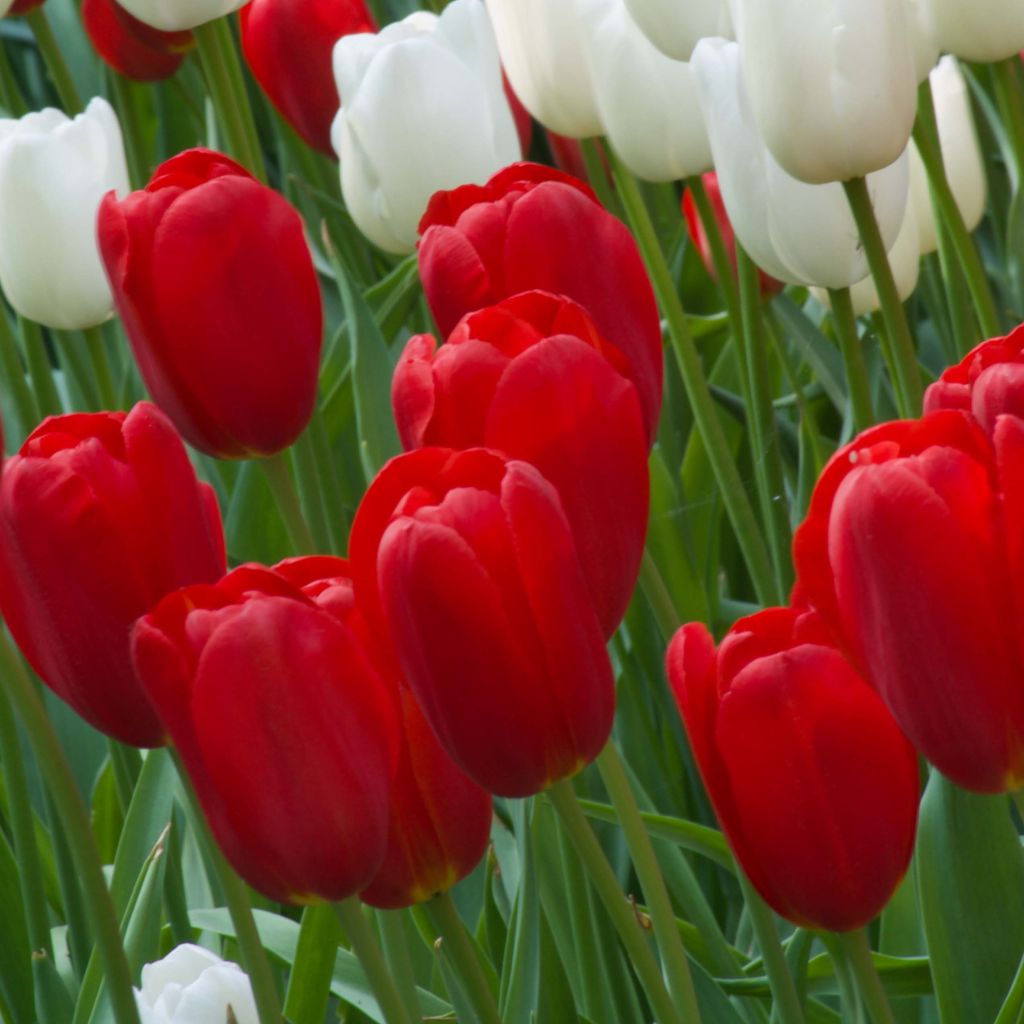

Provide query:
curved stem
left=24, top=9, right=82, bottom=114
left=827, top=287, right=874, bottom=432
left=686, top=176, right=741, bottom=329
left=834, top=929, right=895, bottom=1024
left=259, top=451, right=317, bottom=554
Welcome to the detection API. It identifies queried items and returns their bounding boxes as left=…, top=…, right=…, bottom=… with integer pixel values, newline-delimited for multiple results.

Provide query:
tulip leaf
left=0, top=828, right=33, bottom=1024
left=768, top=296, right=846, bottom=413
left=916, top=772, right=1024, bottom=1024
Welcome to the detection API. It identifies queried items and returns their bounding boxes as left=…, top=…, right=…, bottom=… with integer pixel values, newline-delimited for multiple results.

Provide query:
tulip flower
left=82, top=0, right=193, bottom=82
left=574, top=0, right=711, bottom=183
left=0, top=98, right=129, bottom=330
left=134, top=945, right=257, bottom=1024
left=486, top=0, right=601, bottom=138
left=132, top=565, right=399, bottom=902
left=331, top=0, right=520, bottom=254
left=108, top=0, right=248, bottom=33
left=690, top=38, right=909, bottom=289
left=417, top=163, right=663, bottom=443
left=97, top=148, right=322, bottom=459
left=240, top=0, right=375, bottom=156
left=349, top=447, right=615, bottom=798
left=0, top=403, right=226, bottom=747
left=272, top=555, right=492, bottom=910
left=729, top=0, right=917, bottom=184
left=668, top=606, right=919, bottom=931
left=923, top=0, right=1024, bottom=63
left=622, top=0, right=731, bottom=61
left=392, top=290, right=648, bottom=637
left=906, top=0, right=940, bottom=81
left=7, top=0, right=44, bottom=13
left=792, top=410, right=1024, bottom=793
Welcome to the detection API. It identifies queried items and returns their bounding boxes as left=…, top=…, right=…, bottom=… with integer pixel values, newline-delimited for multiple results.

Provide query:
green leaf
left=769, top=296, right=846, bottom=413
left=0, top=829, right=34, bottom=1023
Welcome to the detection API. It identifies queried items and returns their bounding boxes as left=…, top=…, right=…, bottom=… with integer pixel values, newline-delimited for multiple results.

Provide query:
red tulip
left=417, top=162, right=663, bottom=444
left=793, top=410, right=1024, bottom=793
left=240, top=0, right=375, bottom=156
left=8, top=0, right=45, bottom=14
left=0, top=403, right=225, bottom=747
left=392, top=289, right=648, bottom=636
left=668, top=606, right=919, bottom=932
left=349, top=447, right=615, bottom=798
left=82, top=0, right=193, bottom=82
left=97, top=148, right=322, bottom=459
left=272, top=555, right=493, bottom=910
left=131, top=564, right=398, bottom=903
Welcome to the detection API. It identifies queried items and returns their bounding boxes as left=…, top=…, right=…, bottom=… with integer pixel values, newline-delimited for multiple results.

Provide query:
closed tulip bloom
left=241, top=0, right=374, bottom=156
left=730, top=0, right=917, bottom=184
left=132, top=565, right=398, bottom=903
left=924, top=0, right=1024, bottom=62
left=135, top=946, right=256, bottom=1024
left=392, top=290, right=648, bottom=636
left=0, top=98, right=129, bottom=329
left=331, top=0, right=520, bottom=254
left=82, top=0, right=193, bottom=82
left=486, top=0, right=601, bottom=138
left=668, top=607, right=919, bottom=931
left=418, top=163, right=663, bottom=443
left=98, top=148, right=322, bottom=459
left=109, top=0, right=247, bottom=32
left=6, top=0, right=44, bottom=13
left=623, top=0, right=731, bottom=61
left=0, top=403, right=226, bottom=747
left=906, top=0, right=940, bottom=81
left=349, top=448, right=615, bottom=797
left=691, top=38, right=909, bottom=289
left=793, top=410, right=1024, bottom=793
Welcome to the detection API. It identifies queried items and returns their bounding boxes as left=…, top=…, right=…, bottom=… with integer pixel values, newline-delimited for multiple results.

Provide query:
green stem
left=84, top=326, right=119, bottom=410
left=686, top=176, right=741, bottom=329
left=0, top=632, right=140, bottom=1023
left=821, top=933, right=864, bottom=1024
left=375, top=910, right=422, bottom=1024
left=609, top=152, right=777, bottom=605
left=43, top=787, right=91, bottom=979
left=0, top=38, right=27, bottom=116
left=913, top=79, right=1000, bottom=339
left=547, top=778, right=686, bottom=1024
left=993, top=56, right=1024, bottom=180
left=169, top=750, right=283, bottom=1024
left=827, top=287, right=874, bottom=432
left=0, top=309, right=39, bottom=436
left=107, top=71, right=148, bottom=189
left=259, top=450, right=317, bottom=554
left=834, top=929, right=895, bottom=1024
left=639, top=546, right=682, bottom=641
left=290, top=430, right=333, bottom=553
left=579, top=137, right=620, bottom=217
left=333, top=897, right=415, bottom=1024
left=842, top=176, right=922, bottom=417
left=284, top=904, right=343, bottom=1024
left=24, top=8, right=82, bottom=113
left=595, top=744, right=702, bottom=1023
left=424, top=892, right=502, bottom=1024
left=20, top=318, right=61, bottom=420
left=107, top=740, right=141, bottom=814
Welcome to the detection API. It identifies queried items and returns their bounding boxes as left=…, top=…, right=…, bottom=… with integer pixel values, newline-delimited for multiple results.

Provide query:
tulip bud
left=82, top=0, right=193, bottom=82
left=0, top=98, right=129, bottom=330
left=134, top=945, right=257, bottom=1024
left=0, top=403, right=226, bottom=747
left=392, top=290, right=649, bottom=637
left=923, top=0, right=1024, bottom=63
left=730, top=0, right=917, bottom=184
left=793, top=410, right=1024, bottom=793
left=623, top=0, right=732, bottom=61
left=97, top=148, right=322, bottom=459
left=417, top=162, right=663, bottom=444
left=240, top=0, right=375, bottom=156
left=349, top=447, right=615, bottom=798
left=132, top=565, right=399, bottom=902
left=331, top=0, right=520, bottom=254
left=906, top=0, right=940, bottom=81
left=667, top=607, right=919, bottom=931
left=110, top=0, right=248, bottom=33
left=7, top=0, right=44, bottom=14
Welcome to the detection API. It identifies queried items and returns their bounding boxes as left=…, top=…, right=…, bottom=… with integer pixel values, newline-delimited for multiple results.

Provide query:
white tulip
left=574, top=0, right=711, bottom=182
left=691, top=38, right=909, bottom=290
left=924, top=0, right=1024, bottom=63
left=906, top=0, right=940, bottom=82
left=111, top=0, right=248, bottom=32
left=729, top=0, right=918, bottom=184
left=134, top=945, right=258, bottom=1024
left=622, top=0, right=733, bottom=61
left=332, top=0, right=520, bottom=254
left=0, top=98, right=129, bottom=330
left=486, top=0, right=601, bottom=138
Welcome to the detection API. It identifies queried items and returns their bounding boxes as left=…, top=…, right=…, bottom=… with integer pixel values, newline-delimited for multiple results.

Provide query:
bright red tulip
left=131, top=564, right=398, bottom=903
left=273, top=555, right=493, bottom=910
left=240, top=0, right=375, bottom=156
left=82, top=0, right=193, bottom=82
left=392, top=289, right=648, bottom=636
left=668, top=606, right=919, bottom=932
left=349, top=447, right=615, bottom=798
left=97, top=148, right=322, bottom=459
left=0, top=403, right=225, bottom=747
left=793, top=410, right=1024, bottom=793
left=417, top=162, right=663, bottom=444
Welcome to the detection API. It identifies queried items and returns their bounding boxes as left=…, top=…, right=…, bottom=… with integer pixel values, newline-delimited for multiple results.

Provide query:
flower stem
left=993, top=56, right=1024, bottom=181
left=827, top=287, right=874, bottom=431
left=259, top=450, right=317, bottom=554
left=24, top=8, right=82, bottom=114
left=834, top=928, right=896, bottom=1024
left=20, top=317, right=61, bottom=420
left=686, top=176, right=741, bottom=329
left=84, top=326, right=118, bottom=411
left=0, top=309, right=39, bottom=437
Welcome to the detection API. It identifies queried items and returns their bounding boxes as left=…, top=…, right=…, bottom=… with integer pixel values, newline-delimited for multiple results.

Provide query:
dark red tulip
left=82, top=0, right=193, bottom=82
left=8, top=0, right=46, bottom=15
left=131, top=564, right=398, bottom=903
left=668, top=606, right=919, bottom=932
left=349, top=447, right=615, bottom=798
left=240, top=0, right=375, bottom=156
left=793, top=410, right=1024, bottom=793
left=0, top=403, right=225, bottom=746
left=97, top=148, right=322, bottom=459
left=392, top=289, right=648, bottom=636
left=417, top=162, right=663, bottom=444
left=502, top=72, right=533, bottom=156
